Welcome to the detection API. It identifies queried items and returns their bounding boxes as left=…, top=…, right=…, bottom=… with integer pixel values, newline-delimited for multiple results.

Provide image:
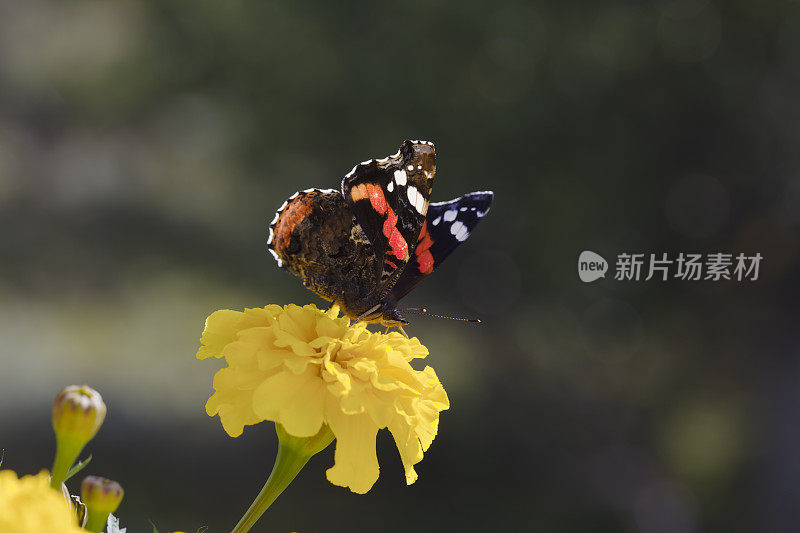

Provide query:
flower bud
left=50, top=385, right=106, bottom=489
left=81, top=476, right=124, bottom=533
left=52, top=385, right=106, bottom=444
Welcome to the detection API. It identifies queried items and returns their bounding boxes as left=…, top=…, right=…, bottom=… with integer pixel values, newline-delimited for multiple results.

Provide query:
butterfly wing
left=390, top=191, right=494, bottom=301
left=341, top=140, right=436, bottom=288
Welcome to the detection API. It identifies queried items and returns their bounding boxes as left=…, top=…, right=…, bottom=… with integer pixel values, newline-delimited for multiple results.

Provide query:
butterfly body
left=267, top=140, right=493, bottom=327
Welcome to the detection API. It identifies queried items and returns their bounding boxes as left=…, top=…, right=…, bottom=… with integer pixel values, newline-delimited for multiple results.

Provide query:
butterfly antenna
left=403, top=307, right=481, bottom=324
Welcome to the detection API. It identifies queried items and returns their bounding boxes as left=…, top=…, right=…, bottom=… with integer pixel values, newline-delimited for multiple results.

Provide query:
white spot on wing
left=450, top=220, right=469, bottom=242
left=407, top=164, right=414, bottom=171
left=393, top=169, right=407, bottom=186
left=460, top=207, right=468, bottom=211
left=443, top=209, right=457, bottom=222
left=387, top=181, right=394, bottom=192
left=407, top=185, right=419, bottom=210
left=432, top=216, right=442, bottom=226
left=416, top=193, right=427, bottom=214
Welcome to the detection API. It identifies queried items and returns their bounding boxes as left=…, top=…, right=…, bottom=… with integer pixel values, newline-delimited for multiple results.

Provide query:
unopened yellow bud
left=52, top=385, right=106, bottom=444
left=50, top=385, right=106, bottom=489
left=81, top=476, right=124, bottom=533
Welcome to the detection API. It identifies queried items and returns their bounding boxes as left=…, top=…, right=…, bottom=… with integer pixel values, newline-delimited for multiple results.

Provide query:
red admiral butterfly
left=267, top=140, right=493, bottom=330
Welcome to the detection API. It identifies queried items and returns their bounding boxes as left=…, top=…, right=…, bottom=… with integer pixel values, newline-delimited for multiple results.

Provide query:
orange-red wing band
left=415, top=221, right=435, bottom=274
left=382, top=205, right=408, bottom=261
left=367, top=184, right=388, bottom=215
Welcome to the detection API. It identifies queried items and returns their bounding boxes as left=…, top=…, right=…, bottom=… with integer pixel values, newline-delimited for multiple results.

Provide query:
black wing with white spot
left=340, top=140, right=436, bottom=288
left=390, top=191, right=494, bottom=301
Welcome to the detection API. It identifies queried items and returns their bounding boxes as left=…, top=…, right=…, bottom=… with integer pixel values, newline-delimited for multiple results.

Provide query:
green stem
left=83, top=509, right=109, bottom=533
left=230, top=442, right=309, bottom=533
left=50, top=436, right=84, bottom=490
left=231, top=424, right=334, bottom=533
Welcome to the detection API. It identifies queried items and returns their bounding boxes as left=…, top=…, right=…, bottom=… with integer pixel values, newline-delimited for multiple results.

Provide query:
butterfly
left=267, top=140, right=493, bottom=331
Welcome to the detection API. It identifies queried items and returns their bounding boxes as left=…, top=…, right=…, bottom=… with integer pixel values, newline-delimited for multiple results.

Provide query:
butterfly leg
left=397, top=325, right=409, bottom=338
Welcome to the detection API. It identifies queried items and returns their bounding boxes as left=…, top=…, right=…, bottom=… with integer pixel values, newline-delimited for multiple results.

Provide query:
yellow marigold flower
left=0, top=470, right=83, bottom=533
left=198, top=303, right=449, bottom=494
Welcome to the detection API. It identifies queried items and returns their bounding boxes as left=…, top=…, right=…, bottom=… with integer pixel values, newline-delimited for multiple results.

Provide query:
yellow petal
left=360, top=389, right=396, bottom=427
left=272, top=327, right=317, bottom=357
left=251, top=367, right=326, bottom=437
left=421, top=366, right=450, bottom=408
left=413, top=401, right=440, bottom=451
left=282, top=356, right=319, bottom=374
left=244, top=305, right=283, bottom=320
left=391, top=334, right=429, bottom=361
left=0, top=470, right=85, bottom=533
left=197, top=309, right=247, bottom=359
left=256, top=346, right=293, bottom=372
left=223, top=328, right=275, bottom=368
left=280, top=304, right=317, bottom=339
left=338, top=392, right=367, bottom=415
left=205, top=366, right=273, bottom=437
left=314, top=314, right=349, bottom=340
left=388, top=411, right=428, bottom=485
left=322, top=352, right=352, bottom=396
left=324, top=407, right=380, bottom=494
left=324, top=303, right=341, bottom=319
left=215, top=401, right=263, bottom=438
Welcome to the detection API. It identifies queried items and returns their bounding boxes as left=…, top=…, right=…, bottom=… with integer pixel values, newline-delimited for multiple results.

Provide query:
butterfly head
left=352, top=299, right=408, bottom=327
left=380, top=306, right=408, bottom=327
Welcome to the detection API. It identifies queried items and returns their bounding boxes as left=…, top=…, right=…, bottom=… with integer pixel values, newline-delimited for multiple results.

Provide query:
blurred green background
left=2, top=0, right=799, bottom=531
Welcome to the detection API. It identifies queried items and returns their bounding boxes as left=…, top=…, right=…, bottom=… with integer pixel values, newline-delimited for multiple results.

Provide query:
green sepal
left=64, top=454, right=92, bottom=482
